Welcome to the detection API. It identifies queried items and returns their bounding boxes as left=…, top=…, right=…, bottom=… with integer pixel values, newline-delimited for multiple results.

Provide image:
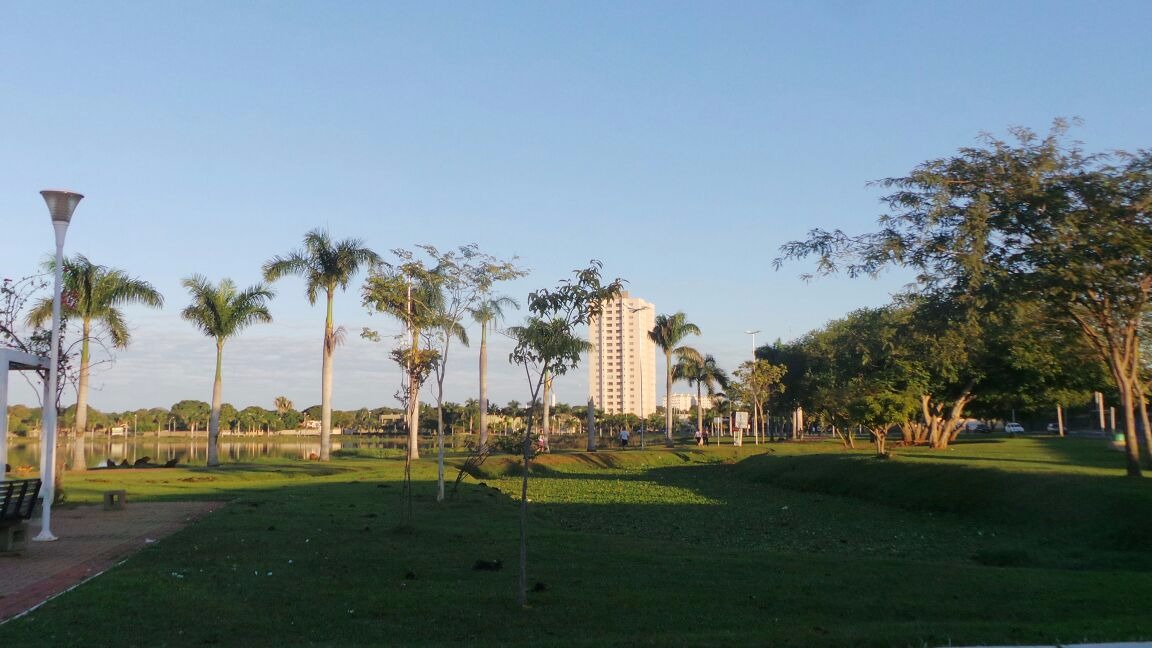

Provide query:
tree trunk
left=695, top=383, right=704, bottom=442
left=478, top=322, right=489, bottom=450
left=436, top=400, right=445, bottom=502
left=71, top=319, right=93, bottom=471
left=320, top=290, right=335, bottom=462
left=207, top=341, right=223, bottom=467
left=1115, top=370, right=1142, bottom=477
left=586, top=398, right=597, bottom=451
left=407, top=326, right=421, bottom=461
left=542, top=373, right=552, bottom=449
left=664, top=350, right=674, bottom=446
left=1139, top=388, right=1152, bottom=468
left=518, top=396, right=541, bottom=608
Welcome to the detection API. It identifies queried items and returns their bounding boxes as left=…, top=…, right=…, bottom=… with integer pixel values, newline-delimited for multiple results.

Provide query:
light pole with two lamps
left=35, top=189, right=83, bottom=542
left=629, top=305, right=651, bottom=449
left=744, top=329, right=761, bottom=444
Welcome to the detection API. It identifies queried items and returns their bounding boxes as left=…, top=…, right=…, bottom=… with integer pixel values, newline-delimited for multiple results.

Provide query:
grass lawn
left=1, top=436, right=1150, bottom=646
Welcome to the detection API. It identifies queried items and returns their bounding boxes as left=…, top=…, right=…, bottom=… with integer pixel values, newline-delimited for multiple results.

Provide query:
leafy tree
left=730, top=360, right=787, bottom=445
left=362, top=250, right=444, bottom=462
left=672, top=353, right=729, bottom=440
left=263, top=229, right=379, bottom=461
left=27, top=255, right=163, bottom=469
left=238, top=406, right=268, bottom=433
left=414, top=245, right=524, bottom=501
left=778, top=121, right=1152, bottom=475
left=648, top=312, right=702, bottom=445
left=508, top=260, right=624, bottom=607
left=170, top=400, right=211, bottom=433
left=180, top=275, right=274, bottom=466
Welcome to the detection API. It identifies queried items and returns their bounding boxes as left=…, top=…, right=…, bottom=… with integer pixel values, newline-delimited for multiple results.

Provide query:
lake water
left=3, top=434, right=414, bottom=470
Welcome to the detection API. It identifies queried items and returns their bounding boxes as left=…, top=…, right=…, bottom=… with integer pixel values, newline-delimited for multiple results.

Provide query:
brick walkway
left=0, top=500, right=223, bottom=623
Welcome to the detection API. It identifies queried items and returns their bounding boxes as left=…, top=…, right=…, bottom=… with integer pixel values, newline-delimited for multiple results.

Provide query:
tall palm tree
left=648, top=312, right=702, bottom=445
left=469, top=295, right=518, bottom=451
left=274, top=396, right=293, bottom=415
left=673, top=353, right=729, bottom=441
left=263, top=229, right=380, bottom=461
left=181, top=275, right=274, bottom=466
left=28, top=254, right=164, bottom=470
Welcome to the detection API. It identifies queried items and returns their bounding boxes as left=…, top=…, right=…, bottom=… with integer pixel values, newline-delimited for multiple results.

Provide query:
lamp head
left=40, top=190, right=84, bottom=225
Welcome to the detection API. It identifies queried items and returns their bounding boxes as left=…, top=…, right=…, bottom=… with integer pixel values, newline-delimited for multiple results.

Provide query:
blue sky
left=3, top=1, right=1150, bottom=413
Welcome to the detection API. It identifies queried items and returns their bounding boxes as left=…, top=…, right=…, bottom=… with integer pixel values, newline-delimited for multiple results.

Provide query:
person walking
left=619, top=428, right=630, bottom=449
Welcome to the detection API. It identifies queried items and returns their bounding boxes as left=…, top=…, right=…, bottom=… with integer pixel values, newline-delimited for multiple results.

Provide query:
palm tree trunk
left=320, top=289, right=335, bottom=461
left=586, top=397, right=597, bottom=451
left=665, top=350, right=674, bottom=446
left=208, top=341, right=224, bottom=467
left=70, top=320, right=93, bottom=471
left=479, top=321, right=489, bottom=450
left=696, top=383, right=703, bottom=441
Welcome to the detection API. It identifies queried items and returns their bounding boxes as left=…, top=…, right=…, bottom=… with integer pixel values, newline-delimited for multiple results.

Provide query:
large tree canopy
left=777, top=121, right=1152, bottom=475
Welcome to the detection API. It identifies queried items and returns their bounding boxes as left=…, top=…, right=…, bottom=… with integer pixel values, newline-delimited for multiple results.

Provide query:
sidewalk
left=0, top=500, right=222, bottom=623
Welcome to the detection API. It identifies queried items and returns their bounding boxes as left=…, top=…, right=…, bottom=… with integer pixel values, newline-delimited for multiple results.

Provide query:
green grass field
left=2, top=437, right=1150, bottom=647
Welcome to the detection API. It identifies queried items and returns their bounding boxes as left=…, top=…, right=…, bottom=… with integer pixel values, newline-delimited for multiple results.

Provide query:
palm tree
left=274, top=396, right=293, bottom=415
left=469, top=295, right=518, bottom=451
left=263, top=229, right=380, bottom=461
left=181, top=275, right=274, bottom=466
left=648, top=312, right=702, bottom=445
left=673, top=353, right=729, bottom=442
left=27, top=254, right=164, bottom=470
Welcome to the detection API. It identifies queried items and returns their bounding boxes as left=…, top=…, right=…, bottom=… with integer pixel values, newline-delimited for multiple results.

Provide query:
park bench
left=1, top=478, right=42, bottom=552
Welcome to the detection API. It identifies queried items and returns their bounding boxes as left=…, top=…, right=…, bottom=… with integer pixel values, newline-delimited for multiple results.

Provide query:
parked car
left=965, top=421, right=990, bottom=433
left=1005, top=422, right=1025, bottom=435
left=1046, top=422, right=1060, bottom=433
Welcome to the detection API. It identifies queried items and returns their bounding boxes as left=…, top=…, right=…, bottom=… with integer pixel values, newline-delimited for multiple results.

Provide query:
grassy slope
left=1, top=438, right=1150, bottom=647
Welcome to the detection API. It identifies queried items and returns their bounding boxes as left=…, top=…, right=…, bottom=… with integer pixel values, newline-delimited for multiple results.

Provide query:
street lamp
left=744, top=330, right=761, bottom=359
left=35, top=189, right=83, bottom=542
left=628, top=305, right=651, bottom=449
left=744, top=329, right=761, bottom=442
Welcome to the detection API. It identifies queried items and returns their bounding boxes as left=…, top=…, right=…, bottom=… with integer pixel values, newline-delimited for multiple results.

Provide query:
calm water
left=4, top=435, right=412, bottom=470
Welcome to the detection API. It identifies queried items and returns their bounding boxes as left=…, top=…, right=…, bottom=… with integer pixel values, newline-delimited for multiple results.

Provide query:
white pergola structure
left=0, top=347, right=49, bottom=482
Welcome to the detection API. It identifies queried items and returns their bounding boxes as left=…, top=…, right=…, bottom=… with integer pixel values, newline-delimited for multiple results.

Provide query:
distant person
left=619, top=428, right=630, bottom=449
left=702, top=429, right=710, bottom=445
left=694, top=429, right=703, bottom=446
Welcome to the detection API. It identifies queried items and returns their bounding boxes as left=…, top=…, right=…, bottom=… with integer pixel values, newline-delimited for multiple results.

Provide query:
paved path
left=0, top=500, right=223, bottom=623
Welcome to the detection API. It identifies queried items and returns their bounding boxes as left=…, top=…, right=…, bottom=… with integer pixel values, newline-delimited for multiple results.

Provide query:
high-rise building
left=588, top=292, right=656, bottom=416
left=664, top=393, right=711, bottom=412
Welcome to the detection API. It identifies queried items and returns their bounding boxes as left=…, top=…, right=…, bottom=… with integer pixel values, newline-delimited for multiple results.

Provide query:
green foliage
left=509, top=260, right=625, bottom=384
left=179, top=275, right=274, bottom=344
left=262, top=229, right=380, bottom=306
left=777, top=122, right=1152, bottom=464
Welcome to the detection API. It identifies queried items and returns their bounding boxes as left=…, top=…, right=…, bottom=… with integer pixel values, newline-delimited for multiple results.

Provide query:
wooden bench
left=1, top=478, right=42, bottom=552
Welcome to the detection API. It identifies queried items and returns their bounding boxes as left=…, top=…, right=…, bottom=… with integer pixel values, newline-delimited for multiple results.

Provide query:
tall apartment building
left=588, top=292, right=657, bottom=416
left=664, top=393, right=711, bottom=412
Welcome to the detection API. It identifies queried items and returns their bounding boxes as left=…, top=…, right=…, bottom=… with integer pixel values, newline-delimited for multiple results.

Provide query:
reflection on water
left=4, top=435, right=412, bottom=470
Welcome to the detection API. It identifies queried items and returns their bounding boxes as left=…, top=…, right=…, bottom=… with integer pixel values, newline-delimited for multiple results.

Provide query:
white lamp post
left=744, top=329, right=760, bottom=359
left=34, top=189, right=83, bottom=542
left=628, top=305, right=650, bottom=449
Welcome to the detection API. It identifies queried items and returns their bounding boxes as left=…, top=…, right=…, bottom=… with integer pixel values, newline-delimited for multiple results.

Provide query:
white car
left=1005, top=422, right=1025, bottom=435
